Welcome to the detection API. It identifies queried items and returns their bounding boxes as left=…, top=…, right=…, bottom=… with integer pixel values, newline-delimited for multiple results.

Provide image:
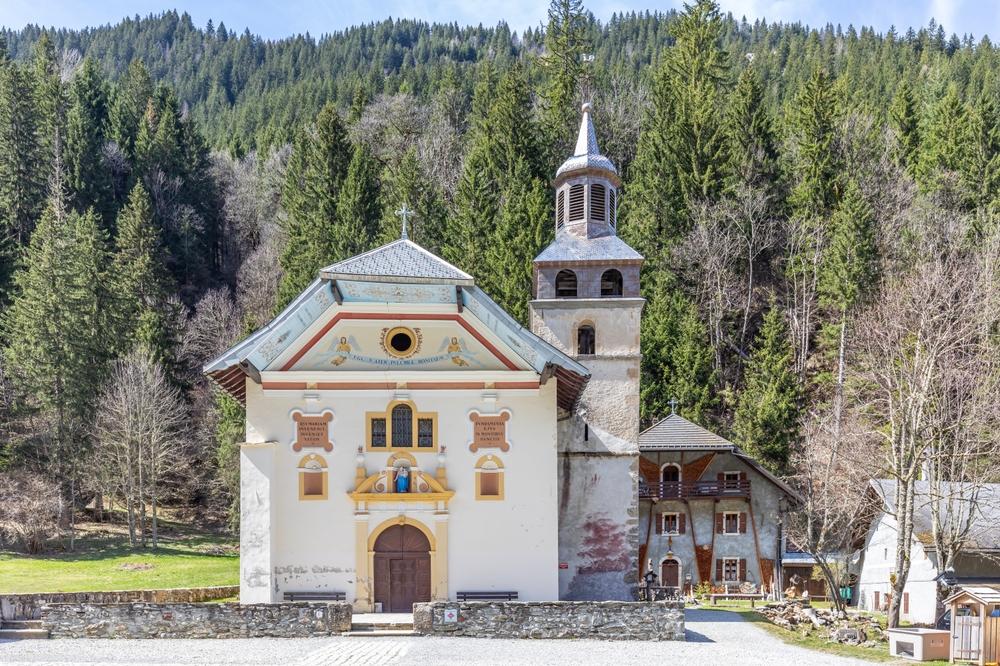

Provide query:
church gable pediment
left=267, top=310, right=528, bottom=373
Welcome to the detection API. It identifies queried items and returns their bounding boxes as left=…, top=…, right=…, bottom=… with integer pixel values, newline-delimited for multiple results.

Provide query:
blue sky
left=1, top=0, right=997, bottom=41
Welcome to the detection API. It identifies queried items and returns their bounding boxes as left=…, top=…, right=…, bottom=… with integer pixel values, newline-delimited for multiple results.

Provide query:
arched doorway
left=373, top=524, right=431, bottom=612
left=661, top=463, right=681, bottom=498
left=661, top=558, right=680, bottom=590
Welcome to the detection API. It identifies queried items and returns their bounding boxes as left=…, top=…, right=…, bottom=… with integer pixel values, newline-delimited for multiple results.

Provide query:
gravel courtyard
left=0, top=610, right=872, bottom=665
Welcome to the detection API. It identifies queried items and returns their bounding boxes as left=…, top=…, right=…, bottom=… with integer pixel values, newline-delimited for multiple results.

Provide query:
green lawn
left=0, top=519, right=239, bottom=594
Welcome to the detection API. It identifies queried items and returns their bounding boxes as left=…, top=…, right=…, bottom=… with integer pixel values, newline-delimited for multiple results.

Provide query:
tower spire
left=574, top=102, right=599, bottom=158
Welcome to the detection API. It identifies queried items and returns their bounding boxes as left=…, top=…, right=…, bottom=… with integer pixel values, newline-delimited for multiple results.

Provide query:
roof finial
left=669, top=397, right=678, bottom=415
left=395, top=203, right=412, bottom=240
left=574, top=102, right=599, bottom=157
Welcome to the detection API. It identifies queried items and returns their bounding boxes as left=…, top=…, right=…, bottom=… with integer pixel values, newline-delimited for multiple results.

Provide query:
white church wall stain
left=239, top=378, right=559, bottom=603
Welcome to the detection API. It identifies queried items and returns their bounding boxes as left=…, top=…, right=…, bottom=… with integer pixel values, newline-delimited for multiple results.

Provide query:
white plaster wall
left=857, top=512, right=940, bottom=624
left=239, top=441, right=276, bottom=602
left=240, top=378, right=559, bottom=603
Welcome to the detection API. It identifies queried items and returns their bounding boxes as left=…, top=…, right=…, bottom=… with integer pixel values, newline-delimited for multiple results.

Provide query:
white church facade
left=205, top=104, right=643, bottom=610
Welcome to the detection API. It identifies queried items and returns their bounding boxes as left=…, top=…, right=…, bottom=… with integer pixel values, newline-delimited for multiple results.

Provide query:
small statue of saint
left=395, top=467, right=410, bottom=493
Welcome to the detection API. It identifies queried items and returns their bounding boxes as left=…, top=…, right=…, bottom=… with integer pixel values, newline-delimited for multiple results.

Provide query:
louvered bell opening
left=557, top=190, right=566, bottom=229
left=590, top=184, right=606, bottom=222
left=568, top=184, right=585, bottom=221
left=609, top=189, right=617, bottom=227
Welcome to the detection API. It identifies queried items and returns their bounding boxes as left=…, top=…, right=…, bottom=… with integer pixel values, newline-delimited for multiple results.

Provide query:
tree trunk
left=816, top=559, right=845, bottom=614
left=127, top=499, right=137, bottom=547
left=151, top=495, right=158, bottom=550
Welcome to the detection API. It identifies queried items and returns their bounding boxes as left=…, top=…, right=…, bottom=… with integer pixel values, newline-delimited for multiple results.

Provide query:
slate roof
left=555, top=103, right=619, bottom=179
left=639, top=413, right=736, bottom=451
left=534, top=232, right=644, bottom=264
left=869, top=479, right=1000, bottom=552
left=319, top=239, right=474, bottom=285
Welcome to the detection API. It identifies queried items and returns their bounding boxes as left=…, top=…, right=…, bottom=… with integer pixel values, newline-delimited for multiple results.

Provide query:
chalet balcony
left=639, top=479, right=751, bottom=500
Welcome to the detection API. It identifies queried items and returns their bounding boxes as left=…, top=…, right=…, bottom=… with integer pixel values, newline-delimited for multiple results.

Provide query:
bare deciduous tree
left=0, top=471, right=61, bottom=553
left=92, top=350, right=188, bottom=548
left=851, top=212, right=1000, bottom=627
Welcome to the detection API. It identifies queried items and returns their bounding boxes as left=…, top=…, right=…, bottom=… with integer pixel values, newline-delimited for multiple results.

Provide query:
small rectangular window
left=724, top=558, right=739, bottom=582
left=417, top=418, right=434, bottom=448
left=371, top=418, right=386, bottom=447
left=724, top=512, right=740, bottom=534
left=568, top=184, right=585, bottom=221
left=662, top=513, right=679, bottom=534
left=302, top=472, right=323, bottom=497
left=479, top=472, right=500, bottom=496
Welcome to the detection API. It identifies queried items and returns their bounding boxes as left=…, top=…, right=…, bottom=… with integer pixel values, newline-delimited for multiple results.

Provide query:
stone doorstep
left=0, top=627, right=50, bottom=640
left=342, top=629, right=419, bottom=637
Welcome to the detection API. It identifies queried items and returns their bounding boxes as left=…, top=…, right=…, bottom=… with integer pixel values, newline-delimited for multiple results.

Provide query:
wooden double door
left=373, top=525, right=431, bottom=612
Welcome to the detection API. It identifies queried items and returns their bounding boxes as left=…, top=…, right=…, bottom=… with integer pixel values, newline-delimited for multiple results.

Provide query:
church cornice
left=529, top=297, right=646, bottom=310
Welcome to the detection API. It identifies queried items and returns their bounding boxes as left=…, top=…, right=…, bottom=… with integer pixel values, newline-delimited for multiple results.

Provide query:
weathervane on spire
left=395, top=204, right=413, bottom=240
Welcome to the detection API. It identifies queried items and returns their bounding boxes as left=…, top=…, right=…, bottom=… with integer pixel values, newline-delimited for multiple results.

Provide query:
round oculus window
left=385, top=326, right=417, bottom=358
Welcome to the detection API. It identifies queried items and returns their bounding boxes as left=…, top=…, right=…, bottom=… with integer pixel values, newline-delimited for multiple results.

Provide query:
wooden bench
left=456, top=591, right=518, bottom=602
left=710, top=593, right=765, bottom=607
left=283, top=591, right=346, bottom=602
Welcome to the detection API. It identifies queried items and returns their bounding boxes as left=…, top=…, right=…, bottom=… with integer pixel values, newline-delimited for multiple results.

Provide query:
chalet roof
left=555, top=103, right=618, bottom=180
left=204, top=238, right=590, bottom=409
left=639, top=413, right=735, bottom=451
left=534, top=232, right=643, bottom=264
left=942, top=584, right=1000, bottom=606
left=868, top=479, right=1000, bottom=552
left=639, top=413, right=800, bottom=501
left=319, top=238, right=474, bottom=285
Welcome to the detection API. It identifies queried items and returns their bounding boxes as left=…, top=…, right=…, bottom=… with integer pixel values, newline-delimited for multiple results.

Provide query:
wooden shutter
left=739, top=471, right=747, bottom=481
left=715, top=559, right=723, bottom=582
left=480, top=472, right=499, bottom=496
left=715, top=513, right=724, bottom=534
left=717, top=472, right=725, bottom=482
left=738, top=559, right=747, bottom=581
left=655, top=514, right=663, bottom=535
left=903, top=592, right=909, bottom=614
left=874, top=591, right=880, bottom=610
left=568, top=184, right=585, bottom=221
left=678, top=513, right=686, bottom=534
left=590, top=184, right=606, bottom=221
left=303, top=472, right=323, bottom=496
left=739, top=512, right=748, bottom=533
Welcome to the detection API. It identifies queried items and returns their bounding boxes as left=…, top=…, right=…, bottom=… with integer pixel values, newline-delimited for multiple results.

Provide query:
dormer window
left=590, top=184, right=606, bottom=222
left=568, top=184, right=585, bottom=222
left=601, top=269, right=623, bottom=297
left=555, top=270, right=577, bottom=298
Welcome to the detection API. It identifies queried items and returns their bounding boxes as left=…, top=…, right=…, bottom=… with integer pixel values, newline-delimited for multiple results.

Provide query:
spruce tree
left=960, top=93, right=1000, bottom=211
left=889, top=79, right=920, bottom=177
left=541, top=0, right=589, bottom=162
left=639, top=275, right=716, bottom=426
left=916, top=83, right=967, bottom=193
left=479, top=158, right=549, bottom=324
left=725, top=65, right=779, bottom=190
left=109, top=60, right=153, bottom=159
left=377, top=148, right=447, bottom=252
left=111, top=182, right=175, bottom=362
left=334, top=141, right=381, bottom=256
left=32, top=32, right=64, bottom=167
left=732, top=302, right=801, bottom=474
left=65, top=58, right=113, bottom=226
left=787, top=66, right=840, bottom=215
left=276, top=103, right=351, bottom=308
left=0, top=60, right=45, bottom=245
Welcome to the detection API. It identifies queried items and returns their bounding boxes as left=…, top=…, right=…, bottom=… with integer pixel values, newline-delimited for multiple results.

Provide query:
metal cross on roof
left=669, top=397, right=678, bottom=415
left=395, top=204, right=413, bottom=240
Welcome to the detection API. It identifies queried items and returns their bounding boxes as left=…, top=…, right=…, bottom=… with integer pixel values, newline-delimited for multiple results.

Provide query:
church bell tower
left=530, top=103, right=644, bottom=600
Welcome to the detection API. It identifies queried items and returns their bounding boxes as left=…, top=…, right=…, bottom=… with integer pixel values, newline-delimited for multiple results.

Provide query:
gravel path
left=0, top=610, right=872, bottom=665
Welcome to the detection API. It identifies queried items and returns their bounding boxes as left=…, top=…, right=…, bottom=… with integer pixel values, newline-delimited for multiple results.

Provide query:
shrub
left=0, top=471, right=61, bottom=553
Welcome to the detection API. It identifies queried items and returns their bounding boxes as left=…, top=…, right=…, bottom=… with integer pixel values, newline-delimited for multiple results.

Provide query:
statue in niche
left=394, top=466, right=410, bottom=493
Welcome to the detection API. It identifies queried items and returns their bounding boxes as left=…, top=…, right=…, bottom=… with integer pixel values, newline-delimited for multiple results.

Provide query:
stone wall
left=40, top=601, right=352, bottom=638
left=0, top=586, right=239, bottom=620
left=413, top=601, right=684, bottom=640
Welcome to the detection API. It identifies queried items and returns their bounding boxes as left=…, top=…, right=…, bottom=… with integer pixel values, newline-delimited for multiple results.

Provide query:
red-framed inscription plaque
left=468, top=410, right=511, bottom=452
left=292, top=411, right=334, bottom=452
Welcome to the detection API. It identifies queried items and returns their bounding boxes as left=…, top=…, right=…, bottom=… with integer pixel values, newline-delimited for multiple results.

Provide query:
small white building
left=204, top=104, right=645, bottom=611
left=857, top=480, right=1000, bottom=626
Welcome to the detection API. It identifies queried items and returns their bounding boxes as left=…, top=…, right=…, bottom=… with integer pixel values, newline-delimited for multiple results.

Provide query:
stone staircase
left=343, top=614, right=416, bottom=637
left=0, top=619, right=50, bottom=640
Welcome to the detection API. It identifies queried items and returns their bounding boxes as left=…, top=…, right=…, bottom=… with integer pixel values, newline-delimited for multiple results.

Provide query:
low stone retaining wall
left=0, top=586, right=239, bottom=620
left=40, top=601, right=352, bottom=638
left=413, top=601, right=685, bottom=640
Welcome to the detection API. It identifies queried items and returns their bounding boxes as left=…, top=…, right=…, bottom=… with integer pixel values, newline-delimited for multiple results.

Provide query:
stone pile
left=756, top=600, right=885, bottom=647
